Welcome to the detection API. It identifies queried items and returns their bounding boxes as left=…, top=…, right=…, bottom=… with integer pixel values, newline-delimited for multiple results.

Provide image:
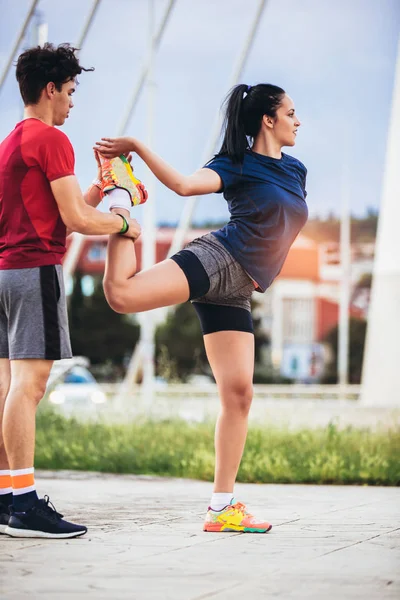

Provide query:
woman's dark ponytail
left=218, top=84, right=249, bottom=164
left=217, top=83, right=286, bottom=164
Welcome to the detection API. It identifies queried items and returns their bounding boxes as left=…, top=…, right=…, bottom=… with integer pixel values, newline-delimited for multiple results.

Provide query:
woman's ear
left=262, top=114, right=274, bottom=129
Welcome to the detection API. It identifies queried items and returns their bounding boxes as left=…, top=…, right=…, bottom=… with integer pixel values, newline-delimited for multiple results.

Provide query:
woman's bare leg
left=203, top=330, right=255, bottom=492
left=103, top=208, right=190, bottom=313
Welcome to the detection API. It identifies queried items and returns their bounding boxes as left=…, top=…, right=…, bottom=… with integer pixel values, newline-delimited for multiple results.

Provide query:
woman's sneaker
left=5, top=495, right=87, bottom=539
left=203, top=500, right=272, bottom=533
left=0, top=501, right=10, bottom=534
left=98, top=153, right=148, bottom=206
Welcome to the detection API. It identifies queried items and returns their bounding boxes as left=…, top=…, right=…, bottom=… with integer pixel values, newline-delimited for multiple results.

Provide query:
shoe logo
left=217, top=509, right=244, bottom=527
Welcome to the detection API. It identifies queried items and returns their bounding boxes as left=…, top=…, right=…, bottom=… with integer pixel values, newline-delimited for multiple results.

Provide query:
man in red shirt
left=0, top=43, right=141, bottom=538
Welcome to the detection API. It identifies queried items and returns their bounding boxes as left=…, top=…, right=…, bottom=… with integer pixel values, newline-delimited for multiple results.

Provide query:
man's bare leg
left=0, top=359, right=12, bottom=523
left=2, top=359, right=52, bottom=512
left=3, top=359, right=88, bottom=538
left=0, top=359, right=11, bottom=471
left=3, top=359, right=53, bottom=469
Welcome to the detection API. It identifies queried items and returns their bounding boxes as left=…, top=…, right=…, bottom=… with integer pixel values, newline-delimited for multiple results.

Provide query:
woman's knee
left=103, top=279, right=129, bottom=314
left=219, top=381, right=253, bottom=415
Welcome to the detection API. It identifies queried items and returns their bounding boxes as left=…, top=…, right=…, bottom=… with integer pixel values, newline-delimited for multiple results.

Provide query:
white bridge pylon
left=361, top=34, right=400, bottom=407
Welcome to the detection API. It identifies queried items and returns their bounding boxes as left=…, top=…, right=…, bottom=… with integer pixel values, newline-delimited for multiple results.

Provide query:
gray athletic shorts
left=0, top=265, right=72, bottom=360
left=182, top=233, right=255, bottom=311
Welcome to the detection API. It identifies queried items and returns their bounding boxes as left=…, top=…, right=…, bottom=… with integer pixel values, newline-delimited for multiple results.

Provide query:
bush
left=35, top=411, right=400, bottom=486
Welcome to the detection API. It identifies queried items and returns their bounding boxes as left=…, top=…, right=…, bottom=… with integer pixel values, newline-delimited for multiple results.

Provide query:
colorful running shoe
left=98, top=153, right=148, bottom=206
left=203, top=500, right=272, bottom=533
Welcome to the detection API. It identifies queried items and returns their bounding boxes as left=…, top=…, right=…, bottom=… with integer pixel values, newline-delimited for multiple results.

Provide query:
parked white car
left=48, top=366, right=107, bottom=407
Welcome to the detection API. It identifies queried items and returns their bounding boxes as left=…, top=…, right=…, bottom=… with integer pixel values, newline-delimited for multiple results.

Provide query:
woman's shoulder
left=205, top=153, right=243, bottom=173
left=282, top=153, right=307, bottom=176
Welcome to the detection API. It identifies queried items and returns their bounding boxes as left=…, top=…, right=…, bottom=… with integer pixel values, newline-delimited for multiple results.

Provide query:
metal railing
left=98, top=383, right=362, bottom=402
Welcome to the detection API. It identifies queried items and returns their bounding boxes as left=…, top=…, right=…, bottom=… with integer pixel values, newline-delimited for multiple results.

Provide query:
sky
left=0, top=0, right=399, bottom=226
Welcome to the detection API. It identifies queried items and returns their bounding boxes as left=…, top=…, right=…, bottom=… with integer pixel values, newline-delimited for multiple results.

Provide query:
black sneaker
left=5, top=495, right=87, bottom=539
left=0, top=502, right=10, bottom=534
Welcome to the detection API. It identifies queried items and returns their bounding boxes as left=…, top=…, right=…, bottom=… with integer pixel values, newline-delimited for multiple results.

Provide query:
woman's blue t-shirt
left=204, top=150, right=308, bottom=292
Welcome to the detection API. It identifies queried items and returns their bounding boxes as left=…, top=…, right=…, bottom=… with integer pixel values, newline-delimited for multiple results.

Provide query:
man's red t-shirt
left=0, top=118, right=75, bottom=269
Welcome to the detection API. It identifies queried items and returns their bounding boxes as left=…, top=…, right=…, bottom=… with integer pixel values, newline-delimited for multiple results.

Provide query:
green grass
left=35, top=410, right=400, bottom=485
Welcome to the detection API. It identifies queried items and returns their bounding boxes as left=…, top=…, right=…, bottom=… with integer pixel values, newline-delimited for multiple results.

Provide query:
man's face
left=52, top=79, right=76, bottom=126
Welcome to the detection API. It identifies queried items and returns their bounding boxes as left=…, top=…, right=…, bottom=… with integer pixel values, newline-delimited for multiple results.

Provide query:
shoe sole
left=204, top=524, right=272, bottom=533
left=4, top=526, right=87, bottom=539
left=0, top=524, right=8, bottom=534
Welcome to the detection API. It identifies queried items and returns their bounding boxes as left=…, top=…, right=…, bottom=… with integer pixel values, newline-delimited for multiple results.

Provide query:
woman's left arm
left=94, top=136, right=221, bottom=197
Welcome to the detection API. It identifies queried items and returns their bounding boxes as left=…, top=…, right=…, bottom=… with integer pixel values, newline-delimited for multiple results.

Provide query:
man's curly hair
left=16, top=42, right=94, bottom=105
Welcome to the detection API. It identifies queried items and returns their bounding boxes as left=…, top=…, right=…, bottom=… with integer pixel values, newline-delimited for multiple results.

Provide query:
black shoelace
left=39, top=495, right=64, bottom=520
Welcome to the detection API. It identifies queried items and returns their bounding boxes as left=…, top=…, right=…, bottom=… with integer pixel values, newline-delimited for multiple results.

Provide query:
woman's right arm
left=94, top=136, right=221, bottom=197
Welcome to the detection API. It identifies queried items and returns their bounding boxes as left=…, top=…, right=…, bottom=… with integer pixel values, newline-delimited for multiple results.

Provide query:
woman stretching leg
left=95, top=83, right=308, bottom=532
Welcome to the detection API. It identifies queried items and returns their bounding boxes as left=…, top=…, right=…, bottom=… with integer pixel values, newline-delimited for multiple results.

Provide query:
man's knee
left=8, top=362, right=51, bottom=406
left=8, top=379, right=47, bottom=406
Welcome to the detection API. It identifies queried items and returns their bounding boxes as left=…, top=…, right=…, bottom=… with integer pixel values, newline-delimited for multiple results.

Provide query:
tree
left=321, top=317, right=367, bottom=384
left=355, top=273, right=372, bottom=290
left=68, top=274, right=140, bottom=376
left=302, top=211, right=378, bottom=244
left=155, top=302, right=207, bottom=381
left=155, top=300, right=271, bottom=382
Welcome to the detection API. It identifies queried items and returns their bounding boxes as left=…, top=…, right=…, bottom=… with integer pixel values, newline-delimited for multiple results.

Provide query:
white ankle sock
left=210, top=492, right=234, bottom=512
left=107, top=188, right=131, bottom=211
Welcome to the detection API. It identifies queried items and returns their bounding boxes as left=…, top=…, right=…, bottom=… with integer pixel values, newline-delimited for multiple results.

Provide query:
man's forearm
left=53, top=174, right=138, bottom=238
left=71, top=204, right=126, bottom=235
left=75, top=181, right=102, bottom=235
left=67, top=184, right=102, bottom=235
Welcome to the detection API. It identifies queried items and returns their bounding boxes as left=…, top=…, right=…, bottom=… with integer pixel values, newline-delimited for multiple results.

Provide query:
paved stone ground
left=1, top=471, right=399, bottom=599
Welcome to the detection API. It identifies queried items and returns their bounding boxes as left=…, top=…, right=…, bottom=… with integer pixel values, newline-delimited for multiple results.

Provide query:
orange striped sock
left=11, top=467, right=38, bottom=511
left=0, top=469, right=12, bottom=502
left=0, top=470, right=12, bottom=493
left=11, top=467, right=36, bottom=495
